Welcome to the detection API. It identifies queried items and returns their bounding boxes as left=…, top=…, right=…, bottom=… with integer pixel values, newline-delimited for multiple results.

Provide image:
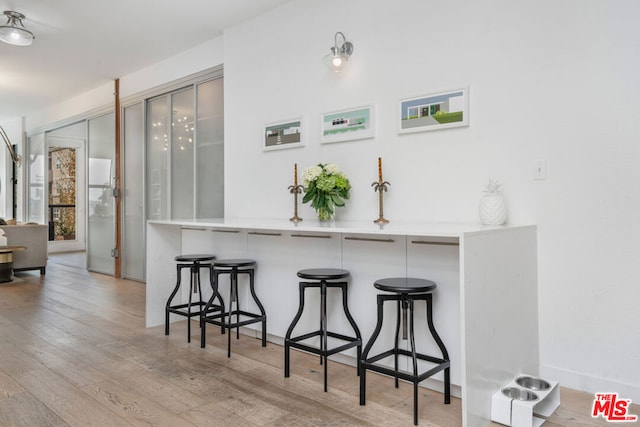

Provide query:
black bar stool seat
left=284, top=268, right=362, bottom=392
left=201, top=258, right=267, bottom=357
left=175, top=254, right=216, bottom=264
left=165, top=254, right=218, bottom=343
left=374, top=277, right=437, bottom=294
left=360, top=277, right=451, bottom=426
left=297, top=268, right=351, bottom=281
left=214, top=258, right=256, bottom=268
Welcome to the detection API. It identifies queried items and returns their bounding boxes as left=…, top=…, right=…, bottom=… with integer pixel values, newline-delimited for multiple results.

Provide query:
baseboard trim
left=541, top=364, right=640, bottom=403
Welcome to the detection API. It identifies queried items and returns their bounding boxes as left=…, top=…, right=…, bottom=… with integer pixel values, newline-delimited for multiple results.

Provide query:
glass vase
left=316, top=207, right=335, bottom=223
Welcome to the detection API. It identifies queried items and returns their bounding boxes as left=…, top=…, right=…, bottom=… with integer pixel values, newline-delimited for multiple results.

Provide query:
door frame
left=45, top=135, right=86, bottom=254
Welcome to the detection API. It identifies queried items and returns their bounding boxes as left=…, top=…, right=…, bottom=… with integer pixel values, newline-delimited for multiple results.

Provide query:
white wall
left=120, top=36, right=223, bottom=98
left=25, top=36, right=225, bottom=132
left=224, top=0, right=640, bottom=401
left=25, top=83, right=115, bottom=132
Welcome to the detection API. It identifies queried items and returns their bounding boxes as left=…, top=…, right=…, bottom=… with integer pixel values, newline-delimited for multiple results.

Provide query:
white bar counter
left=146, top=218, right=538, bottom=426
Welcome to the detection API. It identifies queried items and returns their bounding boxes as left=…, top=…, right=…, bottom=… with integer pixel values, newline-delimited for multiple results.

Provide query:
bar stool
left=284, top=268, right=362, bottom=392
left=165, top=254, right=218, bottom=343
left=359, top=277, right=450, bottom=426
left=200, top=259, right=267, bottom=357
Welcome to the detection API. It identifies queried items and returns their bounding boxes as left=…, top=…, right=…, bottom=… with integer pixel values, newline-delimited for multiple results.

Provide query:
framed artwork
left=399, top=87, right=469, bottom=134
left=263, top=118, right=304, bottom=151
left=321, top=105, right=375, bottom=144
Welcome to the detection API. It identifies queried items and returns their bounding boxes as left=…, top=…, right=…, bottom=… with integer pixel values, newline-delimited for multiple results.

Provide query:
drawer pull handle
left=181, top=227, right=206, bottom=231
left=211, top=229, right=240, bottom=233
left=248, top=231, right=282, bottom=237
left=410, top=240, right=459, bottom=246
left=291, top=234, right=332, bottom=239
left=344, top=237, right=395, bottom=243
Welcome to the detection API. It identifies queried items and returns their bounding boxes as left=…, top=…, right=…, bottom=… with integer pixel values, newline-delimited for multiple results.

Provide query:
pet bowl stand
left=491, top=374, right=560, bottom=427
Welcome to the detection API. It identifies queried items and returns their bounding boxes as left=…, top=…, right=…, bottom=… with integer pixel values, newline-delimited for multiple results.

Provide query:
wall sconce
left=323, top=32, right=353, bottom=72
left=0, top=11, right=35, bottom=47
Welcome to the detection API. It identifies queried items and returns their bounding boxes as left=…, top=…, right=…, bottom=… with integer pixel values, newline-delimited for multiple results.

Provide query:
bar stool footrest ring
left=202, top=310, right=266, bottom=329
left=287, top=336, right=361, bottom=358
left=167, top=301, right=219, bottom=317
left=362, top=348, right=450, bottom=384
left=361, top=362, right=449, bottom=384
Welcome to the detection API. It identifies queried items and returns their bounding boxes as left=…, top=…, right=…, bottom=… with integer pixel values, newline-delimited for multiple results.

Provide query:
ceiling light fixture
left=0, top=11, right=35, bottom=47
left=323, top=32, right=353, bottom=72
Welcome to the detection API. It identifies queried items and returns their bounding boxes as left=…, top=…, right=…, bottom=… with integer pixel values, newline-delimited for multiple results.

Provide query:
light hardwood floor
left=0, top=263, right=636, bottom=426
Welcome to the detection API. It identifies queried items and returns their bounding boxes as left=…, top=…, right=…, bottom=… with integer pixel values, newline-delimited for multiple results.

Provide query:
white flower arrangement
left=302, top=163, right=351, bottom=221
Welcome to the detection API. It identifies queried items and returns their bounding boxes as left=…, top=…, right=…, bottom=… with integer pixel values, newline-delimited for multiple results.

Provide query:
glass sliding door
left=196, top=78, right=224, bottom=218
left=27, top=133, right=45, bottom=224
left=27, top=114, right=116, bottom=272
left=123, top=73, right=223, bottom=282
left=146, top=96, right=170, bottom=221
left=123, top=102, right=145, bottom=281
left=144, top=80, right=223, bottom=223
left=171, top=88, right=195, bottom=219
left=87, top=113, right=115, bottom=274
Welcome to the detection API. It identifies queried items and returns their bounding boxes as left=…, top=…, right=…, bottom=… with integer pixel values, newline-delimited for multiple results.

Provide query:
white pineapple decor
left=479, top=180, right=508, bottom=225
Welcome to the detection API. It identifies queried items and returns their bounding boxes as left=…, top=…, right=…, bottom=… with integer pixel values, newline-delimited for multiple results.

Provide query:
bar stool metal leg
left=339, top=282, right=362, bottom=375
left=321, top=281, right=329, bottom=391
left=284, top=281, right=307, bottom=378
left=232, top=269, right=240, bottom=340
left=214, top=269, right=226, bottom=335
left=426, top=293, right=451, bottom=404
left=165, top=263, right=183, bottom=336
left=248, top=268, right=267, bottom=347
left=200, top=267, right=225, bottom=348
left=186, top=263, right=197, bottom=343
left=394, top=298, right=401, bottom=388
left=408, top=298, right=419, bottom=425
left=360, top=293, right=386, bottom=405
left=227, top=268, right=237, bottom=356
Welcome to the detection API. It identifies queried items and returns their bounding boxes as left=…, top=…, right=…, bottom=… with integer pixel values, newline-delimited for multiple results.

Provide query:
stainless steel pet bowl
left=516, top=376, right=551, bottom=391
left=501, top=387, right=538, bottom=401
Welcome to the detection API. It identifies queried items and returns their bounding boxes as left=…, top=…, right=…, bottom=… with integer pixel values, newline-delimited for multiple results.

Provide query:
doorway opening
left=45, top=132, right=86, bottom=256
left=48, top=146, right=77, bottom=242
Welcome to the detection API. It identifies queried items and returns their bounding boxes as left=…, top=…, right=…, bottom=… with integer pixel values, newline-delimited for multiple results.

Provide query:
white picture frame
left=263, top=118, right=305, bottom=151
left=398, top=87, right=469, bottom=134
left=321, top=105, right=375, bottom=144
